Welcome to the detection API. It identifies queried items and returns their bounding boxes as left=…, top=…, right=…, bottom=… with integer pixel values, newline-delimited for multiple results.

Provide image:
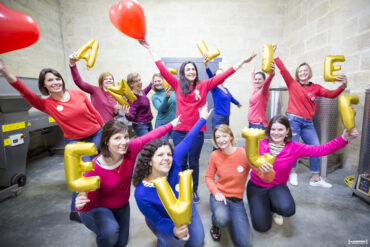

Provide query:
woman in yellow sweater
left=205, top=124, right=275, bottom=246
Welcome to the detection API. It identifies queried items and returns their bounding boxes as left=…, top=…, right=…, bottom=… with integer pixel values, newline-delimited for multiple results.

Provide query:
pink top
left=155, top=60, right=236, bottom=132
left=248, top=72, right=275, bottom=127
left=250, top=136, right=348, bottom=187
left=274, top=57, right=344, bottom=120
left=78, top=123, right=173, bottom=212
left=11, top=78, right=103, bottom=139
left=70, top=65, right=117, bottom=123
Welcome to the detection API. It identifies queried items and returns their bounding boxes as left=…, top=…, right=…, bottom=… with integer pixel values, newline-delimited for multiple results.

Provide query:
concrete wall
left=1, top=0, right=369, bottom=169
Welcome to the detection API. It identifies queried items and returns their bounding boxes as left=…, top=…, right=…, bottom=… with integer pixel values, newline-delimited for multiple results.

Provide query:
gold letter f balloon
left=64, top=142, right=100, bottom=192
left=153, top=170, right=193, bottom=226
left=242, top=128, right=276, bottom=168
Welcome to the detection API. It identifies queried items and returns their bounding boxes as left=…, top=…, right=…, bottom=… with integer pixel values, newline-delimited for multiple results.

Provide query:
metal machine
left=0, top=76, right=63, bottom=201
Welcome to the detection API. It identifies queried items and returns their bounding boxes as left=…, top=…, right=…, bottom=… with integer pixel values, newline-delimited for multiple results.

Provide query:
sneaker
left=309, top=177, right=332, bottom=188
left=69, top=212, right=82, bottom=223
left=272, top=213, right=283, bottom=225
left=289, top=173, right=298, bottom=186
left=193, top=192, right=200, bottom=204
left=210, top=225, right=221, bottom=241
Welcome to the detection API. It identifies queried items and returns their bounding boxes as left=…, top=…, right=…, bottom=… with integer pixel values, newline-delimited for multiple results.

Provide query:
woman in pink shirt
left=246, top=115, right=358, bottom=232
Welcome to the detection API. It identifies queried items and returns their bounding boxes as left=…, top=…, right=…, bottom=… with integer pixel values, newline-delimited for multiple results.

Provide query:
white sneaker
left=289, top=173, right=298, bottom=186
left=309, top=177, right=332, bottom=188
left=272, top=213, right=283, bottom=225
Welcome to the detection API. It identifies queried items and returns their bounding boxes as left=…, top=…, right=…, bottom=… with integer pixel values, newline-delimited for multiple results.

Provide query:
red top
left=274, top=57, right=344, bottom=120
left=155, top=60, right=235, bottom=131
left=12, top=78, right=103, bottom=139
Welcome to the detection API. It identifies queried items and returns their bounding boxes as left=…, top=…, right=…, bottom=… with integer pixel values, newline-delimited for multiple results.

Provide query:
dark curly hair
left=132, top=139, right=174, bottom=187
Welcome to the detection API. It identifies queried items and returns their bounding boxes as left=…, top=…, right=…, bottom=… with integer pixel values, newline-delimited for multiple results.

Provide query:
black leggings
left=247, top=180, right=296, bottom=232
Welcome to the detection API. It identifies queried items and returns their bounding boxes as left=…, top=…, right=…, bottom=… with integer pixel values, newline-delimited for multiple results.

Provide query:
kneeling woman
left=133, top=104, right=212, bottom=247
left=205, top=124, right=275, bottom=246
left=74, top=117, right=179, bottom=247
left=247, top=115, right=358, bottom=232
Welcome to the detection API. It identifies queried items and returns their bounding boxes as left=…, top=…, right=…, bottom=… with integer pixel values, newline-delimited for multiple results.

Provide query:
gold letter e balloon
left=64, top=142, right=100, bottom=192
left=153, top=169, right=193, bottom=226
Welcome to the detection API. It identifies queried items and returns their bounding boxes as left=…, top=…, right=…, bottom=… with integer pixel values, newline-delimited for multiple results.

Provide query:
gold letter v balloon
left=338, top=94, right=359, bottom=130
left=241, top=128, right=276, bottom=168
left=153, top=170, right=193, bottom=226
left=64, top=142, right=100, bottom=192
left=107, top=78, right=137, bottom=106
left=109, top=0, right=146, bottom=39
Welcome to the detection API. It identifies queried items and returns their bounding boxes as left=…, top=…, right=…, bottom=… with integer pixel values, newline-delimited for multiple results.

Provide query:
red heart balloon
left=0, top=3, right=40, bottom=54
left=109, top=0, right=146, bottom=40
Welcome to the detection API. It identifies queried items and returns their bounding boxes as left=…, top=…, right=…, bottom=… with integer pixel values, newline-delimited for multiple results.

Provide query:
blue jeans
left=286, top=113, right=320, bottom=173
left=246, top=180, right=295, bottom=232
left=132, top=122, right=153, bottom=137
left=155, top=121, right=172, bottom=142
left=209, top=195, right=251, bottom=247
left=211, top=114, right=229, bottom=130
left=248, top=122, right=266, bottom=130
left=172, top=130, right=204, bottom=194
left=64, top=128, right=102, bottom=213
left=146, top=203, right=204, bottom=247
left=80, top=203, right=130, bottom=247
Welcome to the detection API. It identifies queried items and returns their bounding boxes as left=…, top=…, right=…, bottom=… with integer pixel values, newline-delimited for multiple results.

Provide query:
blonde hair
left=98, top=72, right=114, bottom=88
left=212, top=124, right=234, bottom=149
left=295, top=62, right=312, bottom=82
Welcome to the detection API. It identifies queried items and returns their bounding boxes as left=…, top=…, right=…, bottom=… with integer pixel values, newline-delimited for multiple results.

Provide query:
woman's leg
left=229, top=200, right=251, bottom=247
left=209, top=194, right=231, bottom=228
left=186, top=204, right=205, bottom=247
left=80, top=207, right=120, bottom=247
left=145, top=218, right=186, bottom=247
left=172, top=130, right=188, bottom=170
left=187, top=131, right=204, bottom=196
left=268, top=184, right=296, bottom=217
left=114, top=203, right=131, bottom=247
left=248, top=122, right=265, bottom=130
left=246, top=180, right=272, bottom=232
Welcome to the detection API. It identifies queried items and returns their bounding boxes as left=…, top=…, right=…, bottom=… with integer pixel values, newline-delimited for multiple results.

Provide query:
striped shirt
left=269, top=143, right=285, bottom=156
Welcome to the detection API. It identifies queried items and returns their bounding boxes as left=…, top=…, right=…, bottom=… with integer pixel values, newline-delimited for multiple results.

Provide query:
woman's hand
left=202, top=54, right=209, bottom=69
left=233, top=52, right=257, bottom=71
left=214, top=192, right=227, bottom=205
left=237, top=104, right=242, bottom=108
left=0, top=58, right=17, bottom=83
left=0, top=58, right=5, bottom=73
left=122, top=105, right=130, bottom=116
left=171, top=115, right=182, bottom=128
left=69, top=52, right=78, bottom=67
left=75, top=192, right=90, bottom=210
left=199, top=102, right=213, bottom=120
left=342, top=128, right=359, bottom=141
left=270, top=62, right=276, bottom=75
left=337, top=74, right=348, bottom=89
left=165, top=87, right=171, bottom=97
left=173, top=225, right=189, bottom=240
left=259, top=163, right=273, bottom=173
left=138, top=38, right=150, bottom=49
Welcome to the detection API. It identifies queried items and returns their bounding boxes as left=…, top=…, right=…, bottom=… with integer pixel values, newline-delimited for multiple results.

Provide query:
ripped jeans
left=286, top=113, right=320, bottom=173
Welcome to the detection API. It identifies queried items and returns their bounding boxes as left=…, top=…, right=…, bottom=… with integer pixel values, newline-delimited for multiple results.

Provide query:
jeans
left=286, top=113, right=320, bottom=173
left=80, top=203, right=130, bottom=247
left=64, top=128, right=102, bottom=213
left=211, top=114, right=229, bottom=130
left=146, top=203, right=204, bottom=247
left=155, top=121, right=172, bottom=142
left=248, top=122, right=266, bottom=130
left=132, top=122, right=153, bottom=137
left=209, top=195, right=251, bottom=247
left=246, top=180, right=295, bottom=232
left=172, top=130, right=204, bottom=194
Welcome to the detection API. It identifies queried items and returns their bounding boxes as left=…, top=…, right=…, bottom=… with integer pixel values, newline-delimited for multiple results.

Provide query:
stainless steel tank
left=266, top=88, right=289, bottom=120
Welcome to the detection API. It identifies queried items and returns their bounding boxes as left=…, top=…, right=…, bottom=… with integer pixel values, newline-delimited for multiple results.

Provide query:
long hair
left=38, top=68, right=66, bottom=96
left=179, top=61, right=199, bottom=95
left=132, top=139, right=173, bottom=187
left=265, top=115, right=292, bottom=143
left=99, top=120, right=128, bottom=158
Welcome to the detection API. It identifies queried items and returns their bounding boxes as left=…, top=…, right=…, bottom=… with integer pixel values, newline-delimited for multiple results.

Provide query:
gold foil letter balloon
left=64, top=142, right=100, bottom=192
left=76, top=39, right=99, bottom=69
left=107, top=78, right=137, bottom=106
left=262, top=44, right=274, bottom=74
left=196, top=40, right=220, bottom=61
left=152, top=170, right=193, bottom=226
left=162, top=68, right=178, bottom=91
left=338, top=94, right=359, bottom=130
left=241, top=128, right=276, bottom=168
left=324, top=55, right=346, bottom=82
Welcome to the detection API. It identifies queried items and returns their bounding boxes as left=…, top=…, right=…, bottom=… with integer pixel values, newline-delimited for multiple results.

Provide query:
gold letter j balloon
left=152, top=169, right=193, bottom=226
left=241, top=128, right=276, bottom=168
left=338, top=94, right=359, bottom=130
left=64, top=142, right=100, bottom=192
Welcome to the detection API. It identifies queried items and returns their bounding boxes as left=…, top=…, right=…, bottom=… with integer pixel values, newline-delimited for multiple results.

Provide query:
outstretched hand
left=69, top=52, right=78, bottom=67
left=75, top=192, right=90, bottom=210
left=243, top=52, right=258, bottom=64
left=342, top=128, right=359, bottom=141
left=337, top=74, right=347, bottom=89
left=202, top=54, right=209, bottom=69
left=171, top=115, right=182, bottom=128
left=199, top=102, right=213, bottom=120
left=138, top=38, right=150, bottom=49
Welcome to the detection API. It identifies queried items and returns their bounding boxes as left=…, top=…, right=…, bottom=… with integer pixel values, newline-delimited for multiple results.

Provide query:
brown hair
left=265, top=115, right=292, bottom=143
left=212, top=124, right=235, bottom=149
left=99, top=120, right=129, bottom=158
left=127, top=72, right=140, bottom=89
left=98, top=72, right=114, bottom=88
left=152, top=73, right=163, bottom=92
left=38, top=68, right=66, bottom=96
left=295, top=62, right=312, bottom=82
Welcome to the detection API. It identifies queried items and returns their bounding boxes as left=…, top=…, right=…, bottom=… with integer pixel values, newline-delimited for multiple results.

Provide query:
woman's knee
left=252, top=220, right=272, bottom=232
left=279, top=203, right=295, bottom=217
left=97, top=230, right=119, bottom=246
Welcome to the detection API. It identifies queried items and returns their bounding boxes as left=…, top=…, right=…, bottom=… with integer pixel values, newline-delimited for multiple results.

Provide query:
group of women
left=0, top=38, right=358, bottom=247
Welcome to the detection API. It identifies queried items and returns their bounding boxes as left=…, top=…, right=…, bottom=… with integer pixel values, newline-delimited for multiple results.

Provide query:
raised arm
left=0, top=58, right=17, bottom=83
left=274, top=57, right=295, bottom=87
left=69, top=53, right=96, bottom=94
left=152, top=92, right=170, bottom=113
left=317, top=74, right=346, bottom=98
left=262, top=63, right=276, bottom=93
left=143, top=82, right=153, bottom=95
left=203, top=54, right=214, bottom=79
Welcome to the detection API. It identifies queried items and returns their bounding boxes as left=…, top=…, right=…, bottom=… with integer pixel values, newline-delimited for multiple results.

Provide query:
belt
left=226, top=197, right=243, bottom=203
